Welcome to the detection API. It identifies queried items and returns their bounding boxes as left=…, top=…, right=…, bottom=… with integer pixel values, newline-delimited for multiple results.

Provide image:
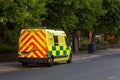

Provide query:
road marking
left=109, top=76, right=116, bottom=80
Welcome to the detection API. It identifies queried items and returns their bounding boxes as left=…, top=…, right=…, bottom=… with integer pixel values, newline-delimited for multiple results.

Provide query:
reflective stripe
left=48, top=46, right=71, bottom=56
left=18, top=29, right=46, bottom=58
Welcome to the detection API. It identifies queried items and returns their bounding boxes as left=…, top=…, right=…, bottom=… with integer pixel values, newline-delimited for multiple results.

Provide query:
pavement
left=0, top=48, right=120, bottom=73
left=73, top=48, right=120, bottom=61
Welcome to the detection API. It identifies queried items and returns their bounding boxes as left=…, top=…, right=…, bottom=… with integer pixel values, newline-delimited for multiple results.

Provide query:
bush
left=0, top=27, right=20, bottom=53
left=0, top=44, right=17, bottom=53
left=80, top=38, right=90, bottom=45
left=107, top=40, right=117, bottom=44
left=96, top=40, right=108, bottom=45
left=3, top=27, right=20, bottom=45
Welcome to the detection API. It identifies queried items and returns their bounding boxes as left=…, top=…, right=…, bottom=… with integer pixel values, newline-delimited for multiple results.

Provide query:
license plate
left=21, top=52, right=30, bottom=55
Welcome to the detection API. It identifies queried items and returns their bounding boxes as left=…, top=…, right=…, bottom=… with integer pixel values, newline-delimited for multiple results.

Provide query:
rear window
left=54, top=36, right=59, bottom=46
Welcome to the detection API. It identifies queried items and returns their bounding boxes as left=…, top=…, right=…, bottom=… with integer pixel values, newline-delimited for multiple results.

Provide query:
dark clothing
left=88, top=42, right=95, bottom=53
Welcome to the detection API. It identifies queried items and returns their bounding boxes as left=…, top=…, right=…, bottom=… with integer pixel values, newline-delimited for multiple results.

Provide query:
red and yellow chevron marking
left=18, top=29, right=47, bottom=58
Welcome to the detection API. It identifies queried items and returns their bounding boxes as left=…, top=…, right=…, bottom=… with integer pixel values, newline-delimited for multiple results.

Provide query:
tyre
left=49, top=57, right=54, bottom=67
left=22, top=63, right=28, bottom=66
left=67, top=54, right=72, bottom=63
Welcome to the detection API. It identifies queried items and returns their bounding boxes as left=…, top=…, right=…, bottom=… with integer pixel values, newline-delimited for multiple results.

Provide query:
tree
left=45, top=0, right=106, bottom=52
left=73, top=0, right=105, bottom=52
left=0, top=0, right=47, bottom=48
left=76, top=0, right=105, bottom=32
left=45, top=0, right=79, bottom=32
left=0, top=0, right=46, bottom=27
left=45, top=0, right=80, bottom=52
left=94, top=0, right=120, bottom=34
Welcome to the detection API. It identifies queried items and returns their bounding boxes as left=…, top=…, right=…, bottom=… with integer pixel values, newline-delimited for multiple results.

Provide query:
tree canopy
left=1, top=0, right=120, bottom=53
left=94, top=0, right=120, bottom=34
left=0, top=0, right=46, bottom=27
left=0, top=0, right=120, bottom=33
left=76, top=0, right=106, bottom=32
left=45, top=0, right=79, bottom=32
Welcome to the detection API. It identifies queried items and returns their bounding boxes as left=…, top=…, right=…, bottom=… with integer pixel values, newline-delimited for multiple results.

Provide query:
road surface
left=0, top=54, right=120, bottom=80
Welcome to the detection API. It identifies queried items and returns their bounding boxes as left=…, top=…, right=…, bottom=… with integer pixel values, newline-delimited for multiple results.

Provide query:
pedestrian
left=88, top=41, right=96, bottom=54
left=93, top=41, right=96, bottom=52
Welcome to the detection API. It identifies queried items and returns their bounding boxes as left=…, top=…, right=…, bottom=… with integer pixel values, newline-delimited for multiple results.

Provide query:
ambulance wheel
left=67, top=54, right=72, bottom=63
left=22, top=63, right=28, bottom=66
left=49, top=57, right=54, bottom=66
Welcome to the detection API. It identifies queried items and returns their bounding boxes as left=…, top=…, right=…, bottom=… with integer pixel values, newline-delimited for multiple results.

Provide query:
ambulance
left=18, top=29, right=72, bottom=66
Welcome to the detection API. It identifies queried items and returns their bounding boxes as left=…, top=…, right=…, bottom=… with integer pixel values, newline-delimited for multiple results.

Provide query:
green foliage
left=24, top=0, right=46, bottom=27
left=1, top=0, right=120, bottom=53
left=45, top=0, right=79, bottom=32
left=0, top=0, right=47, bottom=53
left=96, top=40, right=108, bottom=45
left=0, top=27, right=20, bottom=53
left=76, top=0, right=106, bottom=31
left=45, top=0, right=120, bottom=34
left=0, top=0, right=46, bottom=27
left=1, top=0, right=119, bottom=33
left=3, top=27, right=20, bottom=45
left=0, top=44, right=17, bottom=53
left=79, top=37, right=90, bottom=51
left=80, top=37, right=90, bottom=45
left=94, top=0, right=120, bottom=34
left=107, top=40, right=117, bottom=44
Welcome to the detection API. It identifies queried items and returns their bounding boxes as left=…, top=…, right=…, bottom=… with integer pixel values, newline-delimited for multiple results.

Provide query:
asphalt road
left=0, top=54, right=120, bottom=80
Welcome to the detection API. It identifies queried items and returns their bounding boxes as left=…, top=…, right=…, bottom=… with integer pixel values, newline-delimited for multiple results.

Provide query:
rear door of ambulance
left=18, top=29, right=47, bottom=59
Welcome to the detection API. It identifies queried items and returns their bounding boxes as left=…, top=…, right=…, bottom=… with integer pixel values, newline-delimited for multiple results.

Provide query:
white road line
left=109, top=76, right=116, bottom=80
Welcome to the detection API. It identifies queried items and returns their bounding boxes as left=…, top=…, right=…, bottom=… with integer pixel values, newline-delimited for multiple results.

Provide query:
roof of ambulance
left=22, top=29, right=66, bottom=36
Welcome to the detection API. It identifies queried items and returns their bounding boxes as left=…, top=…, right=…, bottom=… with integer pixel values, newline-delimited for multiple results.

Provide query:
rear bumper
left=18, top=58, right=49, bottom=64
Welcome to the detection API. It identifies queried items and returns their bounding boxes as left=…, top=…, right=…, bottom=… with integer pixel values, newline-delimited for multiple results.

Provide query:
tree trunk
left=72, top=30, right=81, bottom=53
left=117, top=34, right=120, bottom=43
left=0, top=23, right=4, bottom=40
left=89, top=32, right=92, bottom=41
left=77, top=31, right=81, bottom=50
